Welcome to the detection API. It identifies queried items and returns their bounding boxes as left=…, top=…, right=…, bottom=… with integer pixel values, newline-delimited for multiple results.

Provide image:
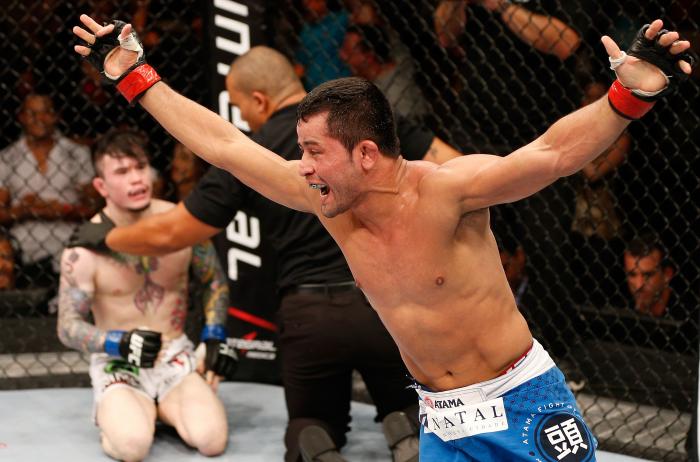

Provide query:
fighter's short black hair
left=297, top=77, right=400, bottom=157
left=93, top=128, right=150, bottom=177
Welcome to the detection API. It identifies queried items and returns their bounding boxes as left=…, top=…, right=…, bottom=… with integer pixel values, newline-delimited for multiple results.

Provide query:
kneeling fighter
left=57, top=129, right=236, bottom=462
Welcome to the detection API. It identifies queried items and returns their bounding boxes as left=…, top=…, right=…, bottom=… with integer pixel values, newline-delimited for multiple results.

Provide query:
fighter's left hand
left=601, top=19, right=694, bottom=95
left=196, top=340, right=237, bottom=392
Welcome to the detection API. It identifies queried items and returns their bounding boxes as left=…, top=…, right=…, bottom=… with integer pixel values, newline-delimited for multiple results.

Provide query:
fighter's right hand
left=73, top=14, right=161, bottom=103
left=67, top=212, right=115, bottom=252
left=105, top=329, right=162, bottom=368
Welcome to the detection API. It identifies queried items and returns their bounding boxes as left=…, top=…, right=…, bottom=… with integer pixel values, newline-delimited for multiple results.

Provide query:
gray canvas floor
left=0, top=382, right=650, bottom=461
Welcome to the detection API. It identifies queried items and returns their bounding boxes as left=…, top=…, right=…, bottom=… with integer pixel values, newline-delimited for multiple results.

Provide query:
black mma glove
left=68, top=212, right=115, bottom=252
left=608, top=23, right=697, bottom=119
left=201, top=324, right=238, bottom=379
left=626, top=24, right=697, bottom=100
left=81, top=19, right=161, bottom=103
left=105, top=328, right=162, bottom=368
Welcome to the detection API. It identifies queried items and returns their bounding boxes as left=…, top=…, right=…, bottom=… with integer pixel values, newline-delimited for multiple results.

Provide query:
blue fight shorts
left=415, top=340, right=597, bottom=461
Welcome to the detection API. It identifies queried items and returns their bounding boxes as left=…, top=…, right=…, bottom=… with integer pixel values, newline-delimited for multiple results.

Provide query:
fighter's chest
left=95, top=250, right=191, bottom=294
left=344, top=230, right=450, bottom=302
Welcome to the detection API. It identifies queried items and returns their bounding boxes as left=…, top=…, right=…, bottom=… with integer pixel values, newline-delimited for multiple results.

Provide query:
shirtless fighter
left=57, top=129, right=235, bottom=461
left=71, top=15, right=694, bottom=460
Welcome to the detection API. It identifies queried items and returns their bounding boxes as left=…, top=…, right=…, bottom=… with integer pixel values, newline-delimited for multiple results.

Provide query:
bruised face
left=297, top=113, right=362, bottom=218
left=94, top=153, right=152, bottom=212
left=624, top=250, right=672, bottom=314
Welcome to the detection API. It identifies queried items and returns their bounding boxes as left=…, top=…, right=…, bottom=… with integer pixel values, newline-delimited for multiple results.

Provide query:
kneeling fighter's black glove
left=608, top=23, right=697, bottom=119
left=105, top=329, right=162, bottom=368
left=201, top=324, right=238, bottom=379
left=80, top=19, right=161, bottom=104
left=68, top=212, right=115, bottom=252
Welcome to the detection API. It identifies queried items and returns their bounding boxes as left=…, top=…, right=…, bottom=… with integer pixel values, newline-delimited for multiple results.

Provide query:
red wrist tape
left=116, top=64, right=161, bottom=104
left=607, top=80, right=655, bottom=120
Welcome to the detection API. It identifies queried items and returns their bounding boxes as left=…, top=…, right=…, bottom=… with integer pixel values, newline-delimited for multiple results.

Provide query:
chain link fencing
left=0, top=0, right=697, bottom=460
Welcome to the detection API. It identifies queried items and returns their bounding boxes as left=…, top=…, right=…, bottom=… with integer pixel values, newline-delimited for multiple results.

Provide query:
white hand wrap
left=608, top=51, right=628, bottom=70
left=103, top=30, right=145, bottom=80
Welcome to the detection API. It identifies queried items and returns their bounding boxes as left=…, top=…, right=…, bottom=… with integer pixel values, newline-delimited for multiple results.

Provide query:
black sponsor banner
left=205, top=0, right=280, bottom=383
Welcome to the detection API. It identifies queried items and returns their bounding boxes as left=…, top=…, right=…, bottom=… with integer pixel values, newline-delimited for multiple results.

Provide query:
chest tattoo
left=109, top=254, right=165, bottom=313
left=133, top=256, right=164, bottom=313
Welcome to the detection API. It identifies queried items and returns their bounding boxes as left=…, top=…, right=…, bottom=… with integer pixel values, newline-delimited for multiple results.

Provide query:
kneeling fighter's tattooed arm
left=191, top=241, right=237, bottom=380
left=57, top=247, right=161, bottom=367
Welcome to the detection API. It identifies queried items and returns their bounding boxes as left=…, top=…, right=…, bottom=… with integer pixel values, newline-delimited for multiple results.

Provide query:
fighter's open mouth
left=310, top=184, right=329, bottom=196
left=128, top=187, right=148, bottom=197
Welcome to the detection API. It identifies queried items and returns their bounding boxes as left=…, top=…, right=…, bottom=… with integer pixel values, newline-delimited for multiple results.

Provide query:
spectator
left=57, top=128, right=233, bottom=461
left=0, top=94, right=98, bottom=287
left=294, top=0, right=352, bottom=90
left=0, top=231, right=16, bottom=290
left=340, top=24, right=429, bottom=122
left=169, top=142, right=208, bottom=201
left=344, top=0, right=414, bottom=67
left=623, top=235, right=680, bottom=319
left=345, top=0, right=379, bottom=25
left=498, top=233, right=527, bottom=304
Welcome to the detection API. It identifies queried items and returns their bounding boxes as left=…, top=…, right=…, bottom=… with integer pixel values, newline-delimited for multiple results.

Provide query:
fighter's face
left=624, top=250, right=670, bottom=314
left=297, top=113, right=361, bottom=218
left=95, top=154, right=152, bottom=212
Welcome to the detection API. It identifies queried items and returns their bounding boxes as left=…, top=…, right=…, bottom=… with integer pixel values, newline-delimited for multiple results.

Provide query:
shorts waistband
left=497, top=341, right=534, bottom=377
left=414, top=339, right=556, bottom=402
left=281, top=281, right=357, bottom=298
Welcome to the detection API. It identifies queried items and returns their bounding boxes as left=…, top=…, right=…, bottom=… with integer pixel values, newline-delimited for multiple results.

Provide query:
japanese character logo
left=535, top=413, right=594, bottom=462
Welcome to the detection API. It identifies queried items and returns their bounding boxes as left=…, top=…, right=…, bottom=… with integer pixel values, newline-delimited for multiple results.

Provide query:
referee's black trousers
left=278, top=286, right=417, bottom=462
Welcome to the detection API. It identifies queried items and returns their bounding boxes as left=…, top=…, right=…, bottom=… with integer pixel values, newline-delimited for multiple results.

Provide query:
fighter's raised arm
left=429, top=19, right=695, bottom=213
left=72, top=14, right=312, bottom=213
